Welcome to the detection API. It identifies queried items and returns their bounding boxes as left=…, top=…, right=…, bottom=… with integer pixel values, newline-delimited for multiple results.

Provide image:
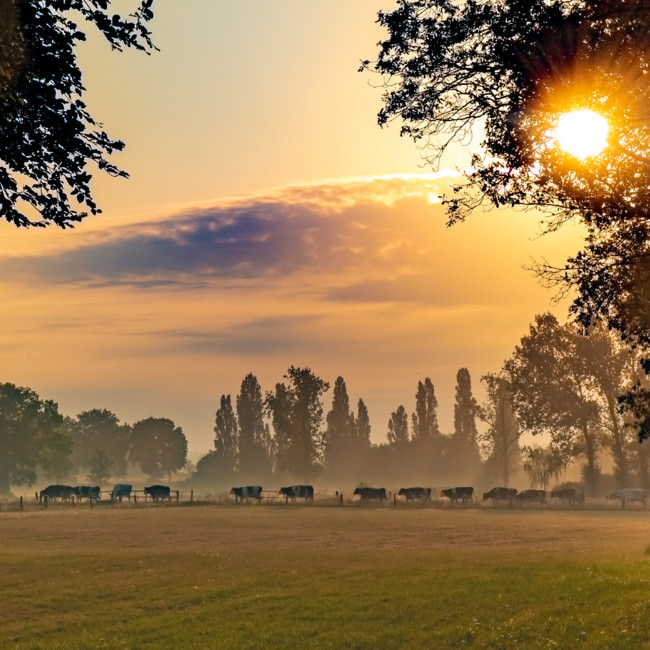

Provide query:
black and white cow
left=144, top=484, right=171, bottom=502
left=279, top=485, right=314, bottom=503
left=551, top=487, right=584, bottom=506
left=398, top=487, right=431, bottom=502
left=482, top=487, right=517, bottom=504
left=440, top=486, right=474, bottom=504
left=515, top=489, right=547, bottom=506
left=39, top=484, right=75, bottom=503
left=74, top=485, right=101, bottom=501
left=608, top=487, right=647, bottom=509
left=230, top=485, right=263, bottom=503
left=110, top=483, right=132, bottom=502
left=353, top=487, right=387, bottom=502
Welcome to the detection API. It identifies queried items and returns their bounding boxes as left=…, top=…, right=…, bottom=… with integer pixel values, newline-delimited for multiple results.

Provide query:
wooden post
left=19, top=496, right=23, bottom=511
left=190, top=489, right=194, bottom=503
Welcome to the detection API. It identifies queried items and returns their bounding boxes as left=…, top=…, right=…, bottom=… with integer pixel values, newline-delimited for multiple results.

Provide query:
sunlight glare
left=555, top=110, right=609, bottom=159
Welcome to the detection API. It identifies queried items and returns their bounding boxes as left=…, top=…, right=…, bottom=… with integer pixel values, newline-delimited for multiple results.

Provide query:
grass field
left=3, top=503, right=650, bottom=649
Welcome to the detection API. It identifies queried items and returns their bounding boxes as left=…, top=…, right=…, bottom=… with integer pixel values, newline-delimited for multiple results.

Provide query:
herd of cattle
left=227, top=484, right=648, bottom=509
left=37, top=483, right=173, bottom=503
left=35, top=482, right=649, bottom=510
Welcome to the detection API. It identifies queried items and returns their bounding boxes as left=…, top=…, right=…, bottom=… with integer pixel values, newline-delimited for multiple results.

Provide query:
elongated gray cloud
left=0, top=175, right=455, bottom=289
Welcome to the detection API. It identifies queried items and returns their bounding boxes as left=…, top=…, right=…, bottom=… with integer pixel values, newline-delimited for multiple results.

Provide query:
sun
left=554, top=109, right=609, bottom=159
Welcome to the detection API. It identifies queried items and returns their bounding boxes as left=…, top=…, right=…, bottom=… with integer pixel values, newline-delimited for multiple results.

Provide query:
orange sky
left=0, top=2, right=584, bottom=454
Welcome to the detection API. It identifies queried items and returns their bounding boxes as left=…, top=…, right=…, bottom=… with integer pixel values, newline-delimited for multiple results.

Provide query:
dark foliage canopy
left=365, top=0, right=650, bottom=435
left=0, top=0, right=155, bottom=227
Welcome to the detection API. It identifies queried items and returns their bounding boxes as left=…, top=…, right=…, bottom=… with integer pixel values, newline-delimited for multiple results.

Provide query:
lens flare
left=555, top=110, right=609, bottom=159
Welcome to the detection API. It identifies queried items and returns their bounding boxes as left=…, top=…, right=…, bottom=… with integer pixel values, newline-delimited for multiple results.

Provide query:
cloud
left=0, top=175, right=463, bottom=289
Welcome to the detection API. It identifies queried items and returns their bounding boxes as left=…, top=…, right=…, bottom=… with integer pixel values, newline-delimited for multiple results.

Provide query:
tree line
left=1, top=313, right=648, bottom=495
left=0, top=389, right=187, bottom=494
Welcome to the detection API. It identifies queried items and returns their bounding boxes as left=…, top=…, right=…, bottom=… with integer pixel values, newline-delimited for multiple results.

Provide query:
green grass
left=3, top=506, right=650, bottom=648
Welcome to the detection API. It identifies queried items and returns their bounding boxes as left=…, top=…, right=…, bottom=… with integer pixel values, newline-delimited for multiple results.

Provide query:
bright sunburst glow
left=555, top=110, right=609, bottom=159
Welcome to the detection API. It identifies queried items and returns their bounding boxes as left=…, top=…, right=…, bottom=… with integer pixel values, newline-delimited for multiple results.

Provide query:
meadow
left=3, top=502, right=650, bottom=649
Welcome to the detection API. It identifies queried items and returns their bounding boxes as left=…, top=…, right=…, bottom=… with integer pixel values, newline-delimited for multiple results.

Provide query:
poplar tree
left=387, top=405, right=409, bottom=447
left=213, top=394, right=238, bottom=476
left=354, top=398, right=372, bottom=448
left=411, top=378, right=440, bottom=441
left=478, top=374, right=522, bottom=487
left=324, top=376, right=355, bottom=469
left=236, top=374, right=271, bottom=476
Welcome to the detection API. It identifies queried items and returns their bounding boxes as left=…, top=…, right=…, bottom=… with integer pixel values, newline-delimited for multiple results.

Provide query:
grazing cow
left=74, top=485, right=101, bottom=501
left=482, top=487, right=517, bottom=504
left=608, top=487, right=647, bottom=509
left=440, top=486, right=474, bottom=504
left=230, top=485, right=263, bottom=503
left=279, top=485, right=314, bottom=503
left=144, top=485, right=171, bottom=502
left=551, top=487, right=584, bottom=506
left=515, top=489, right=547, bottom=506
left=353, top=487, right=387, bottom=502
left=110, top=483, right=132, bottom=502
left=39, top=484, right=75, bottom=503
left=398, top=487, right=431, bottom=502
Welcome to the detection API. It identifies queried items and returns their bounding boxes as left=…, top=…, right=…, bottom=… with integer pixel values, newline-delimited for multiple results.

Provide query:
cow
left=515, top=489, right=547, bottom=506
left=230, top=485, right=263, bottom=503
left=144, top=485, right=171, bottom=502
left=440, top=486, right=474, bottom=504
left=74, top=485, right=101, bottom=502
left=482, top=487, right=517, bottom=505
left=39, top=484, right=75, bottom=503
left=110, top=483, right=132, bottom=502
left=608, top=487, right=647, bottom=509
left=279, top=485, right=314, bottom=503
left=353, top=487, right=387, bottom=502
left=551, top=487, right=584, bottom=506
left=398, top=487, right=431, bottom=502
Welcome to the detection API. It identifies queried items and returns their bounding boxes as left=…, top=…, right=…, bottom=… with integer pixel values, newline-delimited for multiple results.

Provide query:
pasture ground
left=3, top=504, right=650, bottom=648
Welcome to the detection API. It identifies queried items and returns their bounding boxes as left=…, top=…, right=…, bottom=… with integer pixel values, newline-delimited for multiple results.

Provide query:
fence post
left=190, top=489, right=194, bottom=503
left=19, top=496, right=23, bottom=511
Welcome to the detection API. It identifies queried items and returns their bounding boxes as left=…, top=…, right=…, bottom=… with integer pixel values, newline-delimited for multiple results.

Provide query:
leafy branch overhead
left=365, top=0, right=650, bottom=435
left=0, top=0, right=156, bottom=228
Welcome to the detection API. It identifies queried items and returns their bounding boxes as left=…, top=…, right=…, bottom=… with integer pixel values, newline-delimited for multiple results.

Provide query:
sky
left=0, top=1, right=585, bottom=456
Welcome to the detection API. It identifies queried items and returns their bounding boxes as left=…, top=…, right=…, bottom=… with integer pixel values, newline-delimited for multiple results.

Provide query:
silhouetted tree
left=265, top=366, right=329, bottom=479
left=522, top=445, right=567, bottom=490
left=87, top=450, right=113, bottom=485
left=576, top=325, right=633, bottom=486
left=478, top=373, right=522, bottom=487
left=387, top=405, right=409, bottom=447
left=130, top=417, right=187, bottom=481
left=236, top=373, right=272, bottom=477
left=69, top=408, right=130, bottom=477
left=0, top=382, right=70, bottom=493
left=449, top=368, right=481, bottom=470
left=354, top=398, right=372, bottom=447
left=324, top=376, right=355, bottom=469
left=0, top=0, right=156, bottom=227
left=411, top=378, right=440, bottom=441
left=505, top=314, right=601, bottom=494
left=364, top=1, right=650, bottom=435
left=213, top=394, right=237, bottom=477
